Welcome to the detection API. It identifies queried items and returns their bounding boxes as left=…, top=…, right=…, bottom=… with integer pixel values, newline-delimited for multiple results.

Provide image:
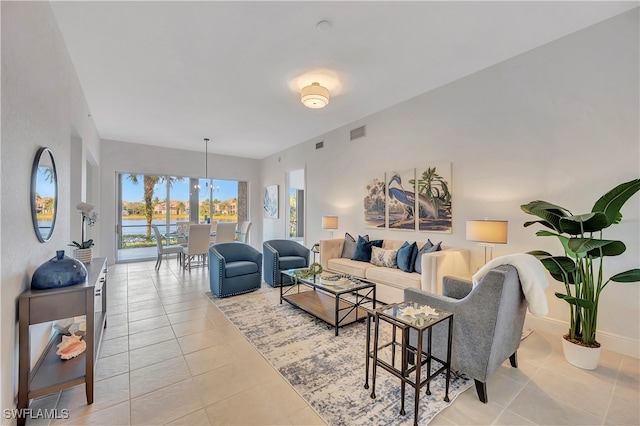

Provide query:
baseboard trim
left=525, top=314, right=640, bottom=359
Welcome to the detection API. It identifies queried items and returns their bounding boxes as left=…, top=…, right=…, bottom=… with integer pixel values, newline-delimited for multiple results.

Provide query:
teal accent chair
left=263, top=240, right=310, bottom=287
left=209, top=243, right=262, bottom=298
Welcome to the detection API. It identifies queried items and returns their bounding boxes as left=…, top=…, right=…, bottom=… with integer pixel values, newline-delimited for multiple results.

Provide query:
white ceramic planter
left=562, top=337, right=601, bottom=370
left=73, top=248, right=93, bottom=264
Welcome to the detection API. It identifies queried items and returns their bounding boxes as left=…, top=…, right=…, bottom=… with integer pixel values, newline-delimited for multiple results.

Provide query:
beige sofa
left=319, top=238, right=470, bottom=303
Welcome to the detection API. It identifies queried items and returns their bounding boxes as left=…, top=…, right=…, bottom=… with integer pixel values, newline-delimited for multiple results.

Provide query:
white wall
left=261, top=10, right=640, bottom=355
left=99, top=139, right=262, bottom=261
left=289, top=169, right=305, bottom=190
left=1, top=1, right=101, bottom=411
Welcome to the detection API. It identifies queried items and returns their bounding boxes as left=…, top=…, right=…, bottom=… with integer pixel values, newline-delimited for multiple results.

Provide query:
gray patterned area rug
left=206, top=286, right=473, bottom=426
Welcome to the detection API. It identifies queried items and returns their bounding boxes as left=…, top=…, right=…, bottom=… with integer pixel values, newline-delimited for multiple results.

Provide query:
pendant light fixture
left=301, top=82, right=329, bottom=109
left=193, top=138, right=210, bottom=191
left=204, top=138, right=209, bottom=188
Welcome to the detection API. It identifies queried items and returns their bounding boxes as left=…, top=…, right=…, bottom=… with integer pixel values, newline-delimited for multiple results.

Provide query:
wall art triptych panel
left=387, top=169, right=416, bottom=231
left=363, top=162, right=452, bottom=233
left=364, top=175, right=386, bottom=229
left=415, top=162, right=452, bottom=233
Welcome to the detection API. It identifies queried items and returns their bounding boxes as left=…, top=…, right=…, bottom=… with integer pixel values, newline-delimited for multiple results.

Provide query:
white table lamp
left=322, top=215, right=339, bottom=239
left=466, top=220, right=508, bottom=264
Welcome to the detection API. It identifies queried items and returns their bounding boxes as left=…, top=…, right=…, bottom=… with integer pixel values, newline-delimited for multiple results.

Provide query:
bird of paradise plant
left=521, top=179, right=640, bottom=347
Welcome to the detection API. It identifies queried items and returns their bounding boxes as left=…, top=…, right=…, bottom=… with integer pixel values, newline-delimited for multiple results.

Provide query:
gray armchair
left=404, top=265, right=526, bottom=403
left=263, top=240, right=310, bottom=287
left=209, top=243, right=262, bottom=298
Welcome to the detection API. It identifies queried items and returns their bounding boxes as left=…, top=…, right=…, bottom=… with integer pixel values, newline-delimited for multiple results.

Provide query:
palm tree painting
left=364, top=176, right=386, bottom=228
left=410, top=162, right=452, bottom=232
left=387, top=169, right=417, bottom=230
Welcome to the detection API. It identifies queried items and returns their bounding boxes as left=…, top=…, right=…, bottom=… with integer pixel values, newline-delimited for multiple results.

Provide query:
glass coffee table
left=280, top=269, right=376, bottom=336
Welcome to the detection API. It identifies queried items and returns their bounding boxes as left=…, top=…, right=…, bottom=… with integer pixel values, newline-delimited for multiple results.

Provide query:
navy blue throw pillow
left=397, top=241, right=418, bottom=273
left=414, top=240, right=442, bottom=274
left=352, top=237, right=383, bottom=262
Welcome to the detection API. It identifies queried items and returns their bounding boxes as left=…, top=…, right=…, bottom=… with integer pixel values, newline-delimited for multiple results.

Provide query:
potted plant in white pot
left=69, top=202, right=98, bottom=264
left=521, top=179, right=640, bottom=369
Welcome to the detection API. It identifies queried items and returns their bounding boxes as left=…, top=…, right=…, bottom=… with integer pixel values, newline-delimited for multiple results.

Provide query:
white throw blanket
left=472, top=253, right=550, bottom=316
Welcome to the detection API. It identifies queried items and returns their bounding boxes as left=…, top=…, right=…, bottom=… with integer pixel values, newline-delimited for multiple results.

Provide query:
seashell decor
left=55, top=334, right=86, bottom=360
left=399, top=304, right=438, bottom=318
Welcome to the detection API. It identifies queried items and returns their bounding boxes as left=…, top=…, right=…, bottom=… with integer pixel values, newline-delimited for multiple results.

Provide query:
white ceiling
left=50, top=1, right=637, bottom=159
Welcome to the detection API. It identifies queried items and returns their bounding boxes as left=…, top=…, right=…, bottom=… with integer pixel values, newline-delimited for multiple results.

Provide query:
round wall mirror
left=30, top=147, right=58, bottom=242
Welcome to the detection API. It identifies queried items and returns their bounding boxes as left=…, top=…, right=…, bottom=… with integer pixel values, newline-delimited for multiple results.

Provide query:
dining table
left=163, top=224, right=240, bottom=244
left=163, top=231, right=215, bottom=242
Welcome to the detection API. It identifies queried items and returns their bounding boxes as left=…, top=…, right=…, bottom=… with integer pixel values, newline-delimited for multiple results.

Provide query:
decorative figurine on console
left=31, top=250, right=88, bottom=290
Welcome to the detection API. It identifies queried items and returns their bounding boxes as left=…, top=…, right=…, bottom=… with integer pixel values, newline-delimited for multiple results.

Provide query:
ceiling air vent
left=350, top=125, right=366, bottom=141
left=315, top=141, right=324, bottom=150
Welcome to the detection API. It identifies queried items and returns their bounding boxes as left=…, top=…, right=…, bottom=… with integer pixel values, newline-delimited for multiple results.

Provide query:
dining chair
left=209, top=221, right=218, bottom=244
left=152, top=224, right=183, bottom=269
left=182, top=224, right=211, bottom=271
left=237, top=221, right=252, bottom=243
left=214, top=222, right=237, bottom=243
left=175, top=221, right=191, bottom=244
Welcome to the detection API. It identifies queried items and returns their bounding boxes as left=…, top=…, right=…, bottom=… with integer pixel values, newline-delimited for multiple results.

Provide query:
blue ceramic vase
left=31, top=250, right=88, bottom=290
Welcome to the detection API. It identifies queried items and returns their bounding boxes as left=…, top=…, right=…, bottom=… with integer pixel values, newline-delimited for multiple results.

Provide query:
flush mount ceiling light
left=301, top=82, right=329, bottom=109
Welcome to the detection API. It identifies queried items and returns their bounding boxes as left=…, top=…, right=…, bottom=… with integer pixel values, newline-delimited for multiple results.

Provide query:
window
left=117, top=173, right=247, bottom=262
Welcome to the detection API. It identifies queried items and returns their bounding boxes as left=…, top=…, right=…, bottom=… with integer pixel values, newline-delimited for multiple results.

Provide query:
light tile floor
left=26, top=259, right=639, bottom=425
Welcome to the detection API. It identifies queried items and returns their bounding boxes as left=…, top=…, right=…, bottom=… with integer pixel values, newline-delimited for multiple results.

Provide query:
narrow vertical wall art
left=414, top=162, right=452, bottom=233
left=364, top=175, right=386, bottom=229
left=386, top=169, right=416, bottom=230
left=263, top=185, right=279, bottom=218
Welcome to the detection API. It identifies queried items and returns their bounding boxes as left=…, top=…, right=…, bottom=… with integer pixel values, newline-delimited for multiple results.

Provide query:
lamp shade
left=466, top=220, right=508, bottom=244
left=301, top=82, right=329, bottom=109
left=322, top=215, right=338, bottom=230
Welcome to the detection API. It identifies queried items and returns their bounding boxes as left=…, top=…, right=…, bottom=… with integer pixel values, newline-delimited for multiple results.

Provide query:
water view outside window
left=196, top=178, right=238, bottom=223
left=289, top=188, right=297, bottom=238
left=118, top=173, right=242, bottom=259
left=288, top=188, right=304, bottom=239
left=34, top=164, right=57, bottom=238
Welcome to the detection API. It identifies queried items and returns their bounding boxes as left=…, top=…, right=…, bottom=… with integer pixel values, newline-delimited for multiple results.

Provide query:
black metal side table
left=364, top=302, right=453, bottom=426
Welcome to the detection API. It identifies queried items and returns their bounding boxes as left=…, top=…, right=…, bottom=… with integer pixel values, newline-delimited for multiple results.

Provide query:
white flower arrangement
left=69, top=202, right=99, bottom=249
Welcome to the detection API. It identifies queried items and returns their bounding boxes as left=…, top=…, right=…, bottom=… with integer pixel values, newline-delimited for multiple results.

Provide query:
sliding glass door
left=116, top=172, right=247, bottom=262
left=117, top=174, right=188, bottom=262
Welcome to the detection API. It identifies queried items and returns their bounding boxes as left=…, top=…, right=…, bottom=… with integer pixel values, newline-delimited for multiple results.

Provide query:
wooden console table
left=17, top=257, right=107, bottom=426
